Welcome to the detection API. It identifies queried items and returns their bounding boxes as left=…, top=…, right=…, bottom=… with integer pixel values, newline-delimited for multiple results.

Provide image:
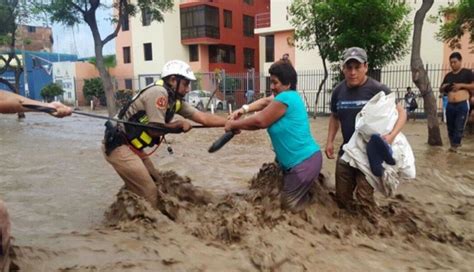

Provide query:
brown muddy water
left=1, top=111, right=473, bottom=271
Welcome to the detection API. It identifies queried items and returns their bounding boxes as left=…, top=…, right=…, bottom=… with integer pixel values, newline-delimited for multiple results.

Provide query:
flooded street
left=1, top=111, right=473, bottom=271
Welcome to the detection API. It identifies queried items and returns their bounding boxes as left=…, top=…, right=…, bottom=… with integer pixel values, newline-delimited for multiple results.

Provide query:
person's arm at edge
left=325, top=113, right=340, bottom=159
left=0, top=90, right=72, bottom=117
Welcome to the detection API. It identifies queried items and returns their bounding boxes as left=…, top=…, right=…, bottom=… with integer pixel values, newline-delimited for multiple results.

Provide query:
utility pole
left=21, top=30, right=29, bottom=98
left=17, top=1, right=29, bottom=97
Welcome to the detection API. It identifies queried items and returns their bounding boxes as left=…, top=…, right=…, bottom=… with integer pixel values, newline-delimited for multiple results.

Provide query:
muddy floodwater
left=1, top=111, right=473, bottom=271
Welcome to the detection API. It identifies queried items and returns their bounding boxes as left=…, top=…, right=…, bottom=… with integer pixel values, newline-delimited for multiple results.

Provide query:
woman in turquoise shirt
left=225, top=60, right=322, bottom=212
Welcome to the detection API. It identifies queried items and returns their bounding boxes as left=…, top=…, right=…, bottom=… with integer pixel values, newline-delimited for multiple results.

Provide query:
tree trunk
left=206, top=77, right=221, bottom=111
left=410, top=0, right=442, bottom=146
left=85, top=10, right=117, bottom=117
left=0, top=78, right=15, bottom=92
left=15, top=66, right=25, bottom=119
left=95, top=47, right=116, bottom=116
left=313, top=54, right=328, bottom=119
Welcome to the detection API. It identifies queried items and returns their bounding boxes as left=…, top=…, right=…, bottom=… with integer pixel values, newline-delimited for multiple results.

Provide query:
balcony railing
left=255, top=12, right=270, bottom=28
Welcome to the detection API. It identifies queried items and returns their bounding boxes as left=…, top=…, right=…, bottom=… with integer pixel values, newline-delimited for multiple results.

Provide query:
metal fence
left=71, top=63, right=473, bottom=116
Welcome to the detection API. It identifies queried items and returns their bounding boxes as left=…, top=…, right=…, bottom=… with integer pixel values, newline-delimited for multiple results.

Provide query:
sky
left=48, top=1, right=115, bottom=58
left=52, top=19, right=115, bottom=58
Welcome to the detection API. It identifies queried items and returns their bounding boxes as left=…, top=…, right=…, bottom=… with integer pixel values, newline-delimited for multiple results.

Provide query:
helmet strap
left=174, top=76, right=186, bottom=99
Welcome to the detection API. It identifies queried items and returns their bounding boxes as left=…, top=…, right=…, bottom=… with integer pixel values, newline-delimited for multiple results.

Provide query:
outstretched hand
left=181, top=120, right=192, bottom=132
left=47, top=102, right=72, bottom=118
left=227, top=108, right=245, bottom=120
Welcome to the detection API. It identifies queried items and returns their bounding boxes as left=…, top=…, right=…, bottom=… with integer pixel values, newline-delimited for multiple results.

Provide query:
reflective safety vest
left=117, top=80, right=182, bottom=150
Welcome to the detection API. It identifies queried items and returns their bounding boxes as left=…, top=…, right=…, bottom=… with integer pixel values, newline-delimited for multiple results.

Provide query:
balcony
left=181, top=26, right=220, bottom=40
left=255, top=12, right=270, bottom=28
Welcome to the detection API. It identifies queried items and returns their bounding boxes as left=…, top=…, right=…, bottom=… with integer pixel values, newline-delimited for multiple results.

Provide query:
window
left=243, top=15, right=254, bottom=37
left=145, top=77, right=154, bottom=85
left=123, top=46, right=131, bottom=63
left=180, top=5, right=219, bottom=39
left=27, top=26, right=36, bottom=33
left=144, top=43, right=153, bottom=61
left=209, top=44, right=235, bottom=64
left=122, top=14, right=129, bottom=31
left=243, top=0, right=254, bottom=5
left=189, top=45, right=199, bottom=62
left=142, top=7, right=152, bottom=26
left=224, top=10, right=232, bottom=28
left=244, top=48, right=255, bottom=69
left=265, top=35, right=274, bottom=63
left=125, top=79, right=133, bottom=89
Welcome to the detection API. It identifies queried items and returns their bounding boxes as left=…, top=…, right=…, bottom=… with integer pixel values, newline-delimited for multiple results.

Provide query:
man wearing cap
left=102, top=60, right=227, bottom=208
left=325, top=47, right=406, bottom=210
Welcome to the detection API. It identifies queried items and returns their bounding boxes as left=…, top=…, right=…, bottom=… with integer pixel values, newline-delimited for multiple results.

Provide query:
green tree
left=0, top=0, right=17, bottom=47
left=411, top=0, right=442, bottom=146
left=33, top=0, right=174, bottom=117
left=83, top=77, right=105, bottom=105
left=289, top=0, right=332, bottom=117
left=40, top=83, right=64, bottom=102
left=436, top=0, right=474, bottom=50
left=289, top=0, right=411, bottom=70
left=289, top=0, right=411, bottom=117
left=0, top=0, right=22, bottom=93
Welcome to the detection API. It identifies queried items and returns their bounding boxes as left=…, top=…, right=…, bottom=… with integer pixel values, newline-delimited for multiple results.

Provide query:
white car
left=186, top=90, right=224, bottom=111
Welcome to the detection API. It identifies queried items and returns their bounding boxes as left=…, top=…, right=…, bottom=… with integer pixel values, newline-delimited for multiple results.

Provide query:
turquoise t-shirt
left=267, top=90, right=320, bottom=170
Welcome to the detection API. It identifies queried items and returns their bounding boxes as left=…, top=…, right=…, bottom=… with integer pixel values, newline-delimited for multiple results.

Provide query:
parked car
left=185, top=90, right=224, bottom=111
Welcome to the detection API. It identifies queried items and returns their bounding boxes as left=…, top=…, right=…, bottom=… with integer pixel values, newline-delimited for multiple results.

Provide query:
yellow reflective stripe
left=156, top=80, right=164, bottom=86
left=175, top=100, right=181, bottom=112
left=131, top=139, right=143, bottom=149
left=140, top=131, right=152, bottom=145
left=139, top=115, right=149, bottom=124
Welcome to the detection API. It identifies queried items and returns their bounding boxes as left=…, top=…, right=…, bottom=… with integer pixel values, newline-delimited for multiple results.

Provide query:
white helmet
left=161, top=60, right=196, bottom=81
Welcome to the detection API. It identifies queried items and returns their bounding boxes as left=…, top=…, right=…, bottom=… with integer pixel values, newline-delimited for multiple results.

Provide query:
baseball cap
left=342, top=47, right=368, bottom=65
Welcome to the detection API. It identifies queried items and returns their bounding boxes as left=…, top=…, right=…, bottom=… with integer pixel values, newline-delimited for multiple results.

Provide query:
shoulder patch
left=156, top=96, right=168, bottom=110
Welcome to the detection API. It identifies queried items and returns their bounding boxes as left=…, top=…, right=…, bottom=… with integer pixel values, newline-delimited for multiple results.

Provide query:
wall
left=74, top=62, right=100, bottom=106
left=442, top=32, right=474, bottom=68
left=53, top=62, right=76, bottom=104
left=114, top=10, right=135, bottom=90
left=130, top=0, right=188, bottom=87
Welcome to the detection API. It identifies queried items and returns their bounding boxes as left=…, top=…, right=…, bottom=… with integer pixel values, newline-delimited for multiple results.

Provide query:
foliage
left=0, top=0, right=17, bottom=46
left=192, top=73, right=203, bottom=90
left=436, top=0, right=474, bottom=49
left=115, top=88, right=134, bottom=109
left=83, top=77, right=105, bottom=105
left=288, top=0, right=412, bottom=69
left=40, top=83, right=64, bottom=102
left=88, top=55, right=117, bottom=69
